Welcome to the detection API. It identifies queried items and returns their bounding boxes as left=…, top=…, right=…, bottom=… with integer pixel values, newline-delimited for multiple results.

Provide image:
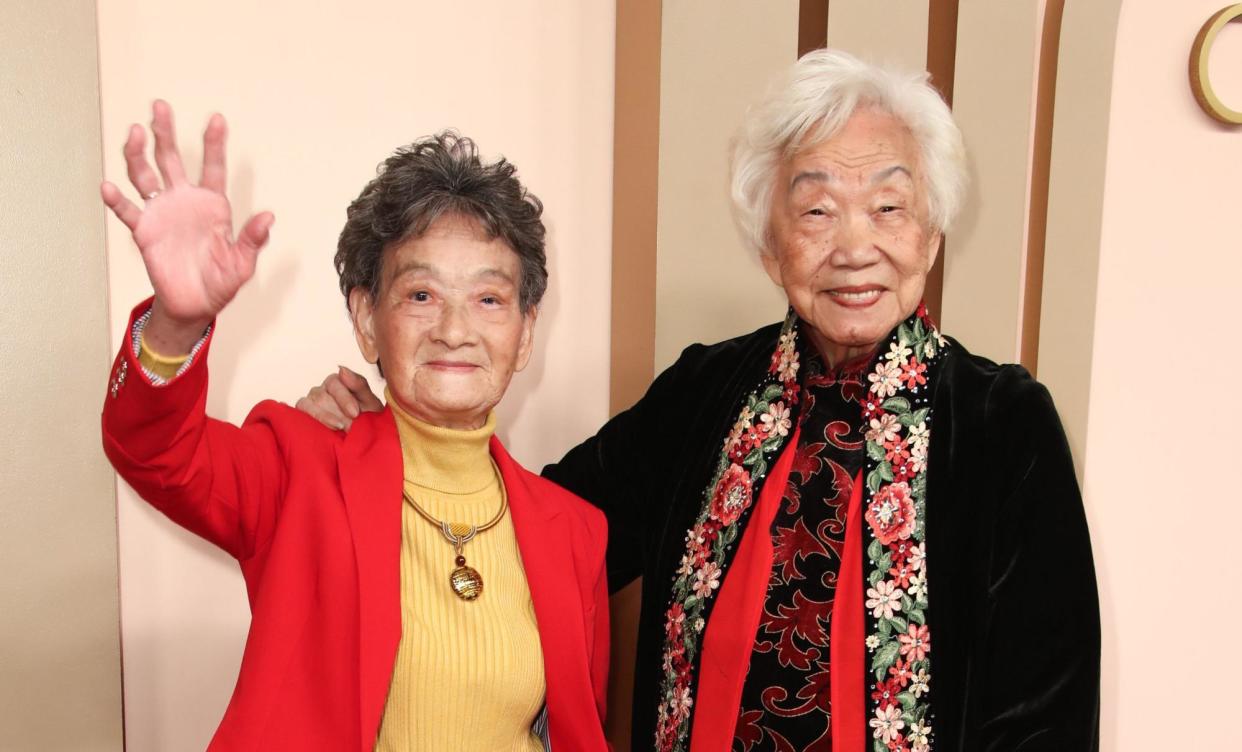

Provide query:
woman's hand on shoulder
left=294, top=366, right=384, bottom=431
left=100, top=100, right=274, bottom=353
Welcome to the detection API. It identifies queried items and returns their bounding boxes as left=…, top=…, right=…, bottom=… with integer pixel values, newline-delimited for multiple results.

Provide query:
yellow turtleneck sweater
left=136, top=341, right=546, bottom=750
left=376, top=396, right=546, bottom=752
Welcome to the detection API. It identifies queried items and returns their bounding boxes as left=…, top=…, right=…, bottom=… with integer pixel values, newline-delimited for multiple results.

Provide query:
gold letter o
left=1191, top=4, right=1242, bottom=125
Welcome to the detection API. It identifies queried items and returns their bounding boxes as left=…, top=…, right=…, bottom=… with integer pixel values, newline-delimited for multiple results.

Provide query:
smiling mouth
left=425, top=361, right=480, bottom=370
left=827, top=287, right=884, bottom=306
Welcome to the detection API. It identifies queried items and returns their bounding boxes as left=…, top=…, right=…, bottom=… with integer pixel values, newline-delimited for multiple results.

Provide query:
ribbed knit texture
left=374, top=395, right=545, bottom=752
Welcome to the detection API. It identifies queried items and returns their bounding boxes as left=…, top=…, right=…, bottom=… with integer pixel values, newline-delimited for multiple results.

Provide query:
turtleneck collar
left=386, top=388, right=497, bottom=495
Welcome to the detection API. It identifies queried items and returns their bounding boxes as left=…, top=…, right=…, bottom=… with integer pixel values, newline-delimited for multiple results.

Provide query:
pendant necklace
left=402, top=462, right=507, bottom=601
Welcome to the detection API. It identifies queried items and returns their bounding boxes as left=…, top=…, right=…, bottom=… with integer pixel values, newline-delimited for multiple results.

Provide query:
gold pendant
left=450, top=555, right=483, bottom=600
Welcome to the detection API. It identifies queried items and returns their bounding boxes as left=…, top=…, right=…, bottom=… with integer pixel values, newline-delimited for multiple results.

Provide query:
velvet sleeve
left=969, top=371, right=1100, bottom=750
left=543, top=350, right=694, bottom=593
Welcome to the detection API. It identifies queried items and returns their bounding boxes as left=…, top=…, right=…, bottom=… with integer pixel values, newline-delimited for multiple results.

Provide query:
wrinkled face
left=350, top=214, right=536, bottom=430
left=762, top=107, right=941, bottom=365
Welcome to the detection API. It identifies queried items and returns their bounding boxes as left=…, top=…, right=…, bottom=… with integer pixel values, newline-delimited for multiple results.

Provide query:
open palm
left=102, top=100, right=273, bottom=328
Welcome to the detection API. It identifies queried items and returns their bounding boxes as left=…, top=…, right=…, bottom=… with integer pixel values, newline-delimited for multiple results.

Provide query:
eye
left=480, top=295, right=500, bottom=305
left=410, top=290, right=431, bottom=302
left=878, top=205, right=901, bottom=214
left=804, top=207, right=827, bottom=217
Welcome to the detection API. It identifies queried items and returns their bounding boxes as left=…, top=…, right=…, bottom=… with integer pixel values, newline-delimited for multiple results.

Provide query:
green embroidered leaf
left=898, top=691, right=917, bottom=711
left=878, top=618, right=892, bottom=637
left=907, top=608, right=926, bottom=625
left=911, top=474, right=927, bottom=500
left=866, top=441, right=887, bottom=461
left=761, top=383, right=784, bottom=402
left=877, top=553, right=893, bottom=572
left=881, top=396, right=911, bottom=414
left=743, top=447, right=763, bottom=466
left=870, top=640, right=900, bottom=677
left=913, top=318, right=926, bottom=340
left=888, top=616, right=909, bottom=633
left=898, top=322, right=913, bottom=346
left=867, top=538, right=884, bottom=564
left=752, top=458, right=769, bottom=479
left=869, top=568, right=884, bottom=586
left=902, top=710, right=917, bottom=725
left=878, top=462, right=895, bottom=482
left=867, top=468, right=883, bottom=494
left=874, top=740, right=889, bottom=752
left=901, top=595, right=914, bottom=613
left=911, top=407, right=930, bottom=425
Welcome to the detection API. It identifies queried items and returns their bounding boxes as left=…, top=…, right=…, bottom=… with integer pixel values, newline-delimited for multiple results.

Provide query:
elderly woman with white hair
left=302, top=49, right=1100, bottom=751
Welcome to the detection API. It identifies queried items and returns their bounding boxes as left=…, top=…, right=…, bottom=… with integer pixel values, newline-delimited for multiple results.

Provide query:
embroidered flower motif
left=870, top=705, right=906, bottom=743
left=907, top=572, right=928, bottom=600
left=909, top=441, right=929, bottom=474
left=692, top=561, right=722, bottom=598
left=870, top=678, right=904, bottom=709
left=898, top=624, right=931, bottom=662
left=866, top=482, right=917, bottom=545
left=868, top=359, right=903, bottom=397
left=760, top=400, right=792, bottom=438
left=907, top=542, right=926, bottom=573
left=902, top=356, right=928, bottom=389
left=909, top=719, right=932, bottom=751
left=709, top=463, right=752, bottom=526
left=885, top=340, right=913, bottom=365
left=889, top=561, right=914, bottom=588
left=889, top=657, right=913, bottom=686
left=866, top=580, right=905, bottom=619
left=867, top=413, right=902, bottom=444
left=866, top=634, right=881, bottom=650
left=910, top=668, right=930, bottom=698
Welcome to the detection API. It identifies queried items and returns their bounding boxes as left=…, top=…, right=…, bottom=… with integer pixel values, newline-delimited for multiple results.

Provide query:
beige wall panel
left=939, top=1, right=1041, bottom=363
left=0, top=2, right=124, bottom=750
left=1038, top=0, right=1123, bottom=469
left=96, top=1, right=615, bottom=748
left=826, top=0, right=930, bottom=71
left=1079, top=1, right=1242, bottom=748
left=654, top=0, right=796, bottom=371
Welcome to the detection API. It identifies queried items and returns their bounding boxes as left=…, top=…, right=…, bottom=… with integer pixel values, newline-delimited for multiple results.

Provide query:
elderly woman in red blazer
left=99, top=101, right=609, bottom=751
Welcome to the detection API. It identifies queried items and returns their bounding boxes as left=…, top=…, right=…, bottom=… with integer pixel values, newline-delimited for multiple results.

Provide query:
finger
left=296, top=387, right=350, bottom=430
left=150, top=99, right=188, bottom=186
left=101, top=181, right=142, bottom=231
left=235, top=212, right=275, bottom=270
left=200, top=113, right=227, bottom=193
left=338, top=366, right=384, bottom=411
left=123, top=124, right=162, bottom=199
left=323, top=374, right=361, bottom=419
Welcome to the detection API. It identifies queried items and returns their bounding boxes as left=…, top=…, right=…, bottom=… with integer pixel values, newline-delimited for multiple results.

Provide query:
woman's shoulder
left=522, top=471, right=608, bottom=538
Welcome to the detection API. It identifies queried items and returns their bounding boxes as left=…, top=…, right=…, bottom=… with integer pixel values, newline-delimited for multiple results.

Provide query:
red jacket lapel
left=336, top=408, right=403, bottom=751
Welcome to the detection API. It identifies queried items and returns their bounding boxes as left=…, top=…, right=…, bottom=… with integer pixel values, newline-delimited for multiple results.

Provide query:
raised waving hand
left=101, top=100, right=273, bottom=354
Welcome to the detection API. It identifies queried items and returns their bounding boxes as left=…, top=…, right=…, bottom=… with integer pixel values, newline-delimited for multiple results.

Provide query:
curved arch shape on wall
left=1037, top=0, right=1125, bottom=475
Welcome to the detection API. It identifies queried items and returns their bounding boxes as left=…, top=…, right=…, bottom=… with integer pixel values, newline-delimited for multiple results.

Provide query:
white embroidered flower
left=910, top=441, right=929, bottom=474
left=675, top=686, right=694, bottom=714
left=866, top=634, right=881, bottom=650
left=910, top=669, right=930, bottom=698
left=886, top=340, right=913, bottom=365
left=869, top=705, right=906, bottom=743
left=866, top=580, right=905, bottom=619
left=907, top=572, right=928, bottom=600
left=694, top=618, right=705, bottom=633
left=776, top=351, right=800, bottom=382
left=909, top=719, right=932, bottom=750
left=676, top=553, right=695, bottom=577
left=868, top=360, right=903, bottom=398
left=692, top=562, right=722, bottom=598
left=923, top=339, right=937, bottom=359
left=760, top=401, right=792, bottom=437
left=867, top=413, right=902, bottom=445
left=907, top=422, right=930, bottom=447
left=908, top=542, right=926, bottom=573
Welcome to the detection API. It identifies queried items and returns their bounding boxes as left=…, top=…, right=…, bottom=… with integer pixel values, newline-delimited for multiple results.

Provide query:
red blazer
left=102, top=301, right=610, bottom=751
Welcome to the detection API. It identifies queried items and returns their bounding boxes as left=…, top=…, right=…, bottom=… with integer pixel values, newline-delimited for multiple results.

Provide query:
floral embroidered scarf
left=654, top=305, right=947, bottom=752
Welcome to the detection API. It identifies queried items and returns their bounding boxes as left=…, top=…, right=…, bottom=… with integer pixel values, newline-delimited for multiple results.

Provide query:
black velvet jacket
left=544, top=320, right=1100, bottom=751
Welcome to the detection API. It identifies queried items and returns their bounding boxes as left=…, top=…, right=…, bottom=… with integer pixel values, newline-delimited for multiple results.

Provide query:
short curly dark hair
left=335, top=131, right=547, bottom=313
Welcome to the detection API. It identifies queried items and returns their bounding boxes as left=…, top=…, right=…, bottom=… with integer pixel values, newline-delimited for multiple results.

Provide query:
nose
left=830, top=211, right=881, bottom=268
left=431, top=300, right=476, bottom=348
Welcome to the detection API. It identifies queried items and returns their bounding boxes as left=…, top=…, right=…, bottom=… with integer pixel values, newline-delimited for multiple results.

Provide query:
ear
left=923, top=229, right=943, bottom=272
left=349, top=287, right=380, bottom=364
left=760, top=249, right=784, bottom=289
left=513, top=305, right=539, bottom=373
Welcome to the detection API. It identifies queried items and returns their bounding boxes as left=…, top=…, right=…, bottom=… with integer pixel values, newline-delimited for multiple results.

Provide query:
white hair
left=730, top=48, right=968, bottom=256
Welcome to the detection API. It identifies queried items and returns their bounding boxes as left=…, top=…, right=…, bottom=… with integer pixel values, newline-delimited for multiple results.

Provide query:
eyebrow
left=389, top=261, right=516, bottom=285
left=789, top=165, right=914, bottom=190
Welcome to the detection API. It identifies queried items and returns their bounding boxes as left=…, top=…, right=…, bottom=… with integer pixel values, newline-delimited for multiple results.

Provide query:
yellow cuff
left=138, top=332, right=190, bottom=380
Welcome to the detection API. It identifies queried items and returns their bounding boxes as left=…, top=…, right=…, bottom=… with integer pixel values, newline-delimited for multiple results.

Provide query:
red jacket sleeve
left=101, top=299, right=287, bottom=561
left=590, top=542, right=611, bottom=730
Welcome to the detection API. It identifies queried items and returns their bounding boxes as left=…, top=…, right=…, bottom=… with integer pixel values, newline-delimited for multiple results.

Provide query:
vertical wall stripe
left=609, top=0, right=662, bottom=417
left=1019, top=0, right=1065, bottom=375
left=924, top=0, right=959, bottom=323
left=799, top=0, right=829, bottom=57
